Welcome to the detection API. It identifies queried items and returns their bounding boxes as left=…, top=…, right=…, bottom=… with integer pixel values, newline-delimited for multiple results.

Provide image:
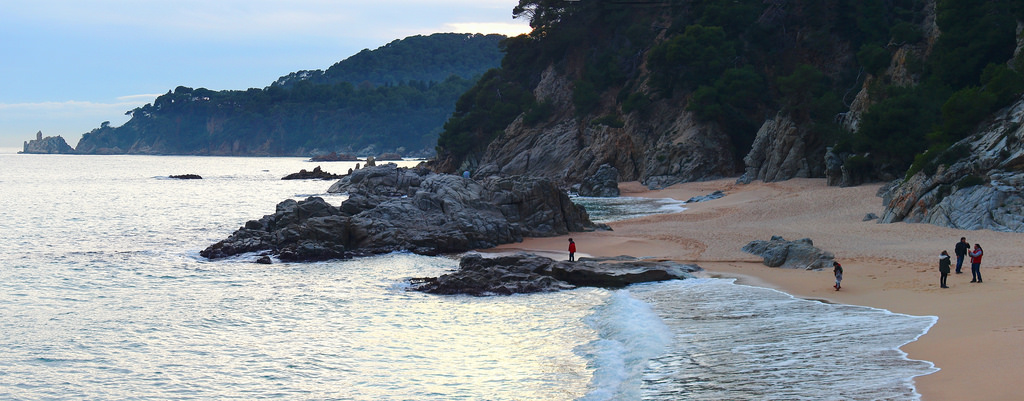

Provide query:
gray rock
left=686, top=190, right=725, bottom=203
left=739, top=113, right=820, bottom=184
left=202, top=164, right=607, bottom=261
left=578, top=164, right=620, bottom=197
left=863, top=213, right=879, bottom=221
left=742, top=235, right=835, bottom=270
left=409, top=253, right=701, bottom=296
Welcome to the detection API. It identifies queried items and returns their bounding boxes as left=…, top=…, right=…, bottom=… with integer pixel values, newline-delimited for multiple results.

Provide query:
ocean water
left=0, top=151, right=937, bottom=400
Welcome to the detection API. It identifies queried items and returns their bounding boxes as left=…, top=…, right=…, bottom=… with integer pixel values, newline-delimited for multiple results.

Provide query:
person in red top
left=568, top=238, right=576, bottom=262
left=969, top=243, right=983, bottom=283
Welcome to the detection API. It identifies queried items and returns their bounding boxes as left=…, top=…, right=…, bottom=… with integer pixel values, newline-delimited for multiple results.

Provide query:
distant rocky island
left=20, top=131, right=75, bottom=154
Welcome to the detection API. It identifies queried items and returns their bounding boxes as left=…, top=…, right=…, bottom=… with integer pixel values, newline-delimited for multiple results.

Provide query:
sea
left=0, top=150, right=937, bottom=400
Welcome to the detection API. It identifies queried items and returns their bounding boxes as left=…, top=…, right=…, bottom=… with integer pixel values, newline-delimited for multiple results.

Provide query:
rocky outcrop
left=409, top=253, right=701, bottom=296
left=202, top=164, right=607, bottom=261
left=282, top=166, right=342, bottom=180
left=169, top=174, right=202, bottom=179
left=738, top=113, right=819, bottom=184
left=20, top=131, right=75, bottom=154
left=878, top=95, right=1024, bottom=232
left=577, top=163, right=620, bottom=197
left=742, top=235, right=835, bottom=270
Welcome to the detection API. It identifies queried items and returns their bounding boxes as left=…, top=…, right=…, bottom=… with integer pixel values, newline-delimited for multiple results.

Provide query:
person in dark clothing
left=833, top=261, right=843, bottom=290
left=969, top=244, right=983, bottom=283
left=568, top=238, right=576, bottom=262
left=954, top=237, right=969, bottom=274
left=939, top=250, right=951, bottom=288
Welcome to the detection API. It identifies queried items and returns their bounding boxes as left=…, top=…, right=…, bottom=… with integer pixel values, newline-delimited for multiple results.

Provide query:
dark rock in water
left=578, top=164, right=620, bottom=197
left=170, top=174, right=202, bottom=179
left=410, top=253, right=701, bottom=296
left=255, top=255, right=272, bottom=264
left=742, top=235, right=834, bottom=270
left=686, top=190, right=725, bottom=203
left=202, top=164, right=609, bottom=262
left=282, top=166, right=342, bottom=180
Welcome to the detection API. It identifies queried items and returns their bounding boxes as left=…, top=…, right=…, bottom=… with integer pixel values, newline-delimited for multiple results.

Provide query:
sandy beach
left=492, top=178, right=1024, bottom=400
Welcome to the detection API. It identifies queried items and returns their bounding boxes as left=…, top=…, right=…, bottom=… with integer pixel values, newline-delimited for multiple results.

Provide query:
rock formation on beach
left=576, top=163, right=620, bottom=197
left=201, top=164, right=608, bottom=261
left=742, top=236, right=835, bottom=270
left=409, top=253, right=701, bottom=296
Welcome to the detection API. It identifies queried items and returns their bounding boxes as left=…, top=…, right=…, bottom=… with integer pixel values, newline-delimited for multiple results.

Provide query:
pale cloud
left=116, top=94, right=165, bottom=102
left=444, top=22, right=531, bottom=37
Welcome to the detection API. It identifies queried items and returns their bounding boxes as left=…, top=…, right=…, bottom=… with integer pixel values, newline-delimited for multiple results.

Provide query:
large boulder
left=878, top=94, right=1024, bottom=232
left=409, top=253, right=701, bottom=296
left=577, top=164, right=620, bottom=197
left=742, top=235, right=835, bottom=270
left=202, top=164, right=607, bottom=261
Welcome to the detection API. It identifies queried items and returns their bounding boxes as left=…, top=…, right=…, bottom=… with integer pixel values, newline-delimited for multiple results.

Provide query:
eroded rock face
left=578, top=164, right=620, bottom=197
left=878, top=94, right=1024, bottom=232
left=409, top=253, right=701, bottom=296
left=742, top=236, right=835, bottom=270
left=738, top=113, right=819, bottom=184
left=202, top=164, right=607, bottom=261
left=469, top=66, right=736, bottom=190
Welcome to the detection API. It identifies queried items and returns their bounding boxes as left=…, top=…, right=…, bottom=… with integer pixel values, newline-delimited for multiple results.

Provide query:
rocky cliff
left=435, top=0, right=976, bottom=190
left=879, top=93, right=1024, bottom=232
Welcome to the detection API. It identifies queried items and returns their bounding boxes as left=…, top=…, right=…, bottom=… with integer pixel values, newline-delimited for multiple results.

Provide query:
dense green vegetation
left=274, top=34, right=505, bottom=88
left=76, top=33, right=505, bottom=156
left=848, top=0, right=1024, bottom=178
left=436, top=0, right=1024, bottom=181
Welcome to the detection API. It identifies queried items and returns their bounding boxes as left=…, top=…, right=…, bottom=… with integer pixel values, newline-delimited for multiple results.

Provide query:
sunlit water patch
left=571, top=196, right=687, bottom=224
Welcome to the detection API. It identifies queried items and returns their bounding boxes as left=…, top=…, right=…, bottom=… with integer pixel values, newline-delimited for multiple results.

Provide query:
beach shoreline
left=491, top=178, right=1024, bottom=400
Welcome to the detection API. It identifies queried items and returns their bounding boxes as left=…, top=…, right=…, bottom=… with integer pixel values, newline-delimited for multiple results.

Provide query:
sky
left=0, top=0, right=531, bottom=149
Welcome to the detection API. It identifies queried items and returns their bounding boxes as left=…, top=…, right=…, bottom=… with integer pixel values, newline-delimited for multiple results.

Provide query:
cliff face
left=20, top=131, right=74, bottom=154
left=440, top=0, right=944, bottom=189
left=879, top=93, right=1024, bottom=232
left=473, top=66, right=735, bottom=188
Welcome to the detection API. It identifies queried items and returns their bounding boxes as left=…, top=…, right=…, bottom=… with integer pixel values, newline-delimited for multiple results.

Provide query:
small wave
left=577, top=290, right=672, bottom=400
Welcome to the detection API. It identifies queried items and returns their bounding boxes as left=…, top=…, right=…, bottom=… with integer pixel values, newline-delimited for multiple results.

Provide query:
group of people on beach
left=940, top=237, right=984, bottom=288
left=833, top=237, right=984, bottom=292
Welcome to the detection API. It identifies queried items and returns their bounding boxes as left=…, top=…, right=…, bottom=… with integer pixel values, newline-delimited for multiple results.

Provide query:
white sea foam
left=577, top=290, right=673, bottom=401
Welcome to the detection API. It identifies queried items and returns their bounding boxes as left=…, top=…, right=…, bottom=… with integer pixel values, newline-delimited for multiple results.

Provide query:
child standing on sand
left=833, top=261, right=843, bottom=290
left=568, top=238, right=576, bottom=262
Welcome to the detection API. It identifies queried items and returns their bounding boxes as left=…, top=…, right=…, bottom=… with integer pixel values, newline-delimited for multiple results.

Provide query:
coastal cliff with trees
left=68, top=33, right=505, bottom=157
left=430, top=0, right=1024, bottom=231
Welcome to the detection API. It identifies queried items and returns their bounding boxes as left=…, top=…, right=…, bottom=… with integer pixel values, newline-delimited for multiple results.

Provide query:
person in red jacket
left=568, top=238, right=576, bottom=262
left=969, top=244, right=983, bottom=283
